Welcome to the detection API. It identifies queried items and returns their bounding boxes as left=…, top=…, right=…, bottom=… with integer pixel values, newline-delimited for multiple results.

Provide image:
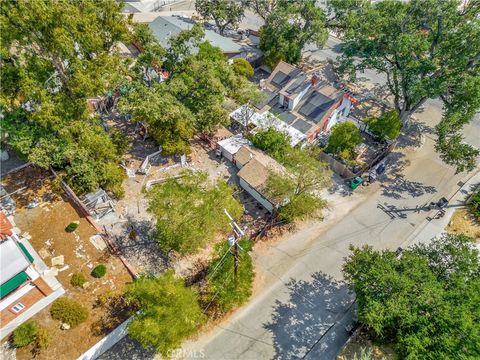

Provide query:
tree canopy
left=120, top=26, right=262, bottom=146
left=126, top=271, right=206, bottom=356
left=232, top=58, right=254, bottom=78
left=325, top=122, right=362, bottom=156
left=195, top=0, right=247, bottom=35
left=0, top=0, right=130, bottom=196
left=259, top=0, right=328, bottom=68
left=329, top=0, right=480, bottom=172
left=364, top=110, right=402, bottom=141
left=249, top=0, right=279, bottom=21
left=147, top=171, right=243, bottom=255
left=249, top=128, right=291, bottom=160
left=266, top=147, right=330, bottom=222
left=205, top=239, right=255, bottom=313
left=343, top=234, right=480, bottom=359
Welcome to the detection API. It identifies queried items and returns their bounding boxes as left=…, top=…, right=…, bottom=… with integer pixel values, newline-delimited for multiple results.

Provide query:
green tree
left=147, top=171, right=243, bottom=255
left=250, top=0, right=279, bottom=21
left=325, top=122, right=362, bottom=156
left=1, top=0, right=130, bottom=196
left=364, top=110, right=402, bottom=141
left=119, top=85, right=194, bottom=155
left=329, top=0, right=480, bottom=172
left=232, top=58, right=254, bottom=78
left=266, top=147, right=330, bottom=222
left=259, top=0, right=328, bottom=68
left=126, top=271, right=206, bottom=356
left=205, top=239, right=255, bottom=313
left=249, top=128, right=291, bottom=159
left=195, top=0, right=247, bottom=35
left=343, top=234, right=480, bottom=359
left=131, top=23, right=166, bottom=86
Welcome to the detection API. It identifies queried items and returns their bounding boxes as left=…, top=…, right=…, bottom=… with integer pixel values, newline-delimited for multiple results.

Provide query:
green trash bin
left=350, top=176, right=363, bottom=190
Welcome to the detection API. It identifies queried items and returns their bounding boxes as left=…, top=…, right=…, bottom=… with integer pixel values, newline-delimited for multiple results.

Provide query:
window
left=11, top=303, right=25, bottom=313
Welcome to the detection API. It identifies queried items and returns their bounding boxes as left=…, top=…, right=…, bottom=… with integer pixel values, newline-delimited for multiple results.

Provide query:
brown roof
left=235, top=145, right=276, bottom=168
left=237, top=158, right=269, bottom=190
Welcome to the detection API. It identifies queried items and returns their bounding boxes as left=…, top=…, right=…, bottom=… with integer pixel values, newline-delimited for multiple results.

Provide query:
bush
left=65, top=222, right=79, bottom=232
left=34, top=328, right=51, bottom=352
left=13, top=321, right=39, bottom=348
left=364, top=110, right=402, bottom=141
left=325, top=122, right=362, bottom=155
left=469, top=191, right=480, bottom=219
left=50, top=297, right=88, bottom=327
left=232, top=58, right=254, bottom=78
left=91, top=264, right=107, bottom=278
left=70, top=272, right=87, bottom=288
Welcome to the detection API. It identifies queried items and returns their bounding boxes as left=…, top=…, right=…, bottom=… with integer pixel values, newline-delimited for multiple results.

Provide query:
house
left=255, top=61, right=359, bottom=144
left=236, top=155, right=285, bottom=213
left=0, top=212, right=64, bottom=339
left=148, top=16, right=242, bottom=57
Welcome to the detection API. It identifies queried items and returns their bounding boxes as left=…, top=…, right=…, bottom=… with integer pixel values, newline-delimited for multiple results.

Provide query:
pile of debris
left=0, top=185, right=16, bottom=216
left=81, top=189, right=115, bottom=220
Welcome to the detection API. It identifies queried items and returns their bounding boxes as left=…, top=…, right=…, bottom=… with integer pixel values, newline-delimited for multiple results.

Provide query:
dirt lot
left=2, top=167, right=133, bottom=360
left=446, top=208, right=480, bottom=242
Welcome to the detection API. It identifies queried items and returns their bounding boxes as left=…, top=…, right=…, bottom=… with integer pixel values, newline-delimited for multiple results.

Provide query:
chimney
left=311, top=73, right=320, bottom=86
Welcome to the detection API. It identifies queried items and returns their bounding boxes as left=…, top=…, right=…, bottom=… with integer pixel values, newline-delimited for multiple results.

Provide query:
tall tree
left=266, top=147, right=331, bottom=222
left=126, top=271, right=206, bottom=356
left=249, top=0, right=279, bottom=21
left=147, top=171, right=243, bottom=255
left=343, top=234, right=480, bottom=359
left=325, top=121, right=363, bottom=156
left=259, top=0, right=328, bottom=68
left=329, top=0, right=480, bottom=172
left=205, top=239, right=255, bottom=313
left=364, top=110, right=402, bottom=141
left=1, top=0, right=130, bottom=196
left=118, top=85, right=194, bottom=155
left=195, top=0, right=247, bottom=35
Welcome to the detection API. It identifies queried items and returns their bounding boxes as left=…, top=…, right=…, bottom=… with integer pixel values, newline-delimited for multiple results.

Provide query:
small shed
left=217, top=135, right=251, bottom=162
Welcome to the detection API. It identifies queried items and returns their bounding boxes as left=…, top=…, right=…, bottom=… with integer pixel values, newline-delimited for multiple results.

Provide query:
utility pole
left=224, top=209, right=244, bottom=279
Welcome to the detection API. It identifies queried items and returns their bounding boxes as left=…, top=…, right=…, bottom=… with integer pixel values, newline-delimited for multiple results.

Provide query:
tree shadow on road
left=263, top=272, right=354, bottom=360
left=380, top=152, right=437, bottom=200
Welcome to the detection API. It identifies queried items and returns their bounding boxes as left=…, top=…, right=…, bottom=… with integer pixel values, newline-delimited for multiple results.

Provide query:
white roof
left=217, top=135, right=252, bottom=156
left=230, top=105, right=306, bottom=147
left=0, top=237, right=30, bottom=284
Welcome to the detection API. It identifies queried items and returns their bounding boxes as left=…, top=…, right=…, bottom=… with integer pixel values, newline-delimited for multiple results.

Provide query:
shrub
left=325, top=122, right=362, bottom=155
left=232, top=58, right=254, bottom=78
left=50, top=297, right=88, bottom=327
left=34, top=328, right=51, bottom=352
left=91, top=264, right=107, bottom=278
left=469, top=191, right=480, bottom=219
left=65, top=222, right=79, bottom=232
left=70, top=272, right=87, bottom=288
left=364, top=110, right=402, bottom=141
left=13, top=321, right=39, bottom=348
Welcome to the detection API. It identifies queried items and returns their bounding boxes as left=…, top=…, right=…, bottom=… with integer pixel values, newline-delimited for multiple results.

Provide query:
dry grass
left=446, top=208, right=480, bottom=242
left=4, top=168, right=134, bottom=360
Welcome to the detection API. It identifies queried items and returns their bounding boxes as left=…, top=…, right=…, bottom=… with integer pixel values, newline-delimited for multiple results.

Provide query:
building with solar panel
left=255, top=61, right=359, bottom=144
